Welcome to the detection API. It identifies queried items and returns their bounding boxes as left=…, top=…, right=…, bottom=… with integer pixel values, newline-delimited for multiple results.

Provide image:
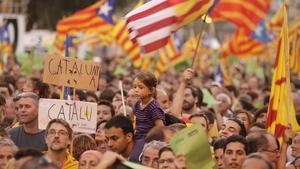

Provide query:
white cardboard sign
left=38, top=98, right=97, bottom=134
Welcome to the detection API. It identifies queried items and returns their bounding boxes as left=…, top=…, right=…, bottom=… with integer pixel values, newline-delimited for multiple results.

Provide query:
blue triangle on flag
left=0, top=23, right=10, bottom=43
left=251, top=21, right=275, bottom=44
left=98, top=0, right=115, bottom=24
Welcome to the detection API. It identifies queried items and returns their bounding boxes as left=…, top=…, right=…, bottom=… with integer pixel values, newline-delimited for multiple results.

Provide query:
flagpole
left=191, top=14, right=208, bottom=70
left=119, top=80, right=127, bottom=116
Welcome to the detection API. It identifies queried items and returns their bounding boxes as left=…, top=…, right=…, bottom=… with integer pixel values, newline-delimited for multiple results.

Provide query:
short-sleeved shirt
left=134, top=99, right=165, bottom=140
left=129, top=138, right=145, bottom=163
left=9, top=125, right=47, bottom=151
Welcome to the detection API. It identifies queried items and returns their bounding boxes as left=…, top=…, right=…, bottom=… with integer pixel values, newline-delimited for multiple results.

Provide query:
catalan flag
left=0, top=22, right=12, bottom=55
left=155, top=35, right=181, bottom=74
left=224, top=29, right=265, bottom=58
left=289, top=18, right=300, bottom=77
left=214, top=61, right=231, bottom=86
left=125, top=0, right=214, bottom=53
left=268, top=3, right=286, bottom=31
left=266, top=5, right=300, bottom=141
left=56, top=0, right=115, bottom=50
left=289, top=18, right=300, bottom=38
left=211, top=0, right=271, bottom=35
left=112, top=20, right=142, bottom=68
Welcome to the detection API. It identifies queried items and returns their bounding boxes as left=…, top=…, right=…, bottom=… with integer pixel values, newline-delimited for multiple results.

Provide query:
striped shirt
left=134, top=99, right=165, bottom=140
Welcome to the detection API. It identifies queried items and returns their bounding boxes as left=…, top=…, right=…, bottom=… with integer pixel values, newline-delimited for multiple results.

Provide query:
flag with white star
left=56, top=0, right=116, bottom=51
left=98, top=0, right=115, bottom=24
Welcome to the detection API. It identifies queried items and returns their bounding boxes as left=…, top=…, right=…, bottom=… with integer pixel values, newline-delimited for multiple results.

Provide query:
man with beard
left=44, top=119, right=78, bottom=169
left=171, top=68, right=202, bottom=119
left=9, top=92, right=47, bottom=151
left=223, top=135, right=248, bottom=169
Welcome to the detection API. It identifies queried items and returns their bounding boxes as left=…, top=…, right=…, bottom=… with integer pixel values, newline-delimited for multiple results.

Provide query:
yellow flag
left=266, top=4, right=300, bottom=142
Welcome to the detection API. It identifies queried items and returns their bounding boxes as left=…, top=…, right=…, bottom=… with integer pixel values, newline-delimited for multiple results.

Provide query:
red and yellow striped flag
left=55, top=0, right=114, bottom=50
left=111, top=1, right=143, bottom=68
left=223, top=29, right=265, bottom=58
left=211, top=0, right=271, bottom=35
left=267, top=3, right=286, bottom=31
left=111, top=20, right=142, bottom=68
left=266, top=5, right=300, bottom=141
left=289, top=18, right=300, bottom=77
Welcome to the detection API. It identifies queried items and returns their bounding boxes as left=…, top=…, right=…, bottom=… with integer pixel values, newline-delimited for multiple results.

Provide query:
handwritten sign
left=170, top=124, right=216, bottom=169
left=38, top=99, right=97, bottom=134
left=43, top=54, right=100, bottom=91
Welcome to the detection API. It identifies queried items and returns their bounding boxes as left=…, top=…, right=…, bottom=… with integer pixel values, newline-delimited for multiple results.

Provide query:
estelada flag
left=56, top=0, right=115, bottom=50
left=266, top=4, right=300, bottom=141
left=211, top=0, right=271, bottom=35
left=223, top=29, right=265, bottom=58
left=125, top=0, right=214, bottom=53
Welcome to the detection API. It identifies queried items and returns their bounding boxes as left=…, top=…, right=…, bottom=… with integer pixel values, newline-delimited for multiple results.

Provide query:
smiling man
left=223, top=135, right=248, bottom=169
left=44, top=119, right=78, bottom=169
left=9, top=92, right=47, bottom=151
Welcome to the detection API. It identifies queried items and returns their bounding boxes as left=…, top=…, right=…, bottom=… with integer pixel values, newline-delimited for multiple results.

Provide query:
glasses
left=47, top=129, right=69, bottom=137
left=260, top=148, right=279, bottom=154
left=158, top=158, right=174, bottom=164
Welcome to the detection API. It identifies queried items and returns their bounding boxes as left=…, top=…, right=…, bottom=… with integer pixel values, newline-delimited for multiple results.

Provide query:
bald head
left=156, top=89, right=170, bottom=112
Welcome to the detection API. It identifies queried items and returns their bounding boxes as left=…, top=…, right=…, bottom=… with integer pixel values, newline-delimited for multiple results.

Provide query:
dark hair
left=30, top=77, right=50, bottom=98
left=0, top=94, right=5, bottom=106
left=188, top=113, right=209, bottom=131
left=254, top=106, right=268, bottom=123
left=246, top=132, right=268, bottom=154
left=225, top=85, right=239, bottom=97
left=115, top=90, right=128, bottom=97
left=1, top=115, right=15, bottom=129
left=105, top=115, right=134, bottom=136
left=228, top=118, right=247, bottom=137
left=86, top=91, right=99, bottom=102
left=251, top=122, right=266, bottom=129
left=158, top=146, right=174, bottom=158
left=213, top=138, right=226, bottom=151
left=185, top=85, right=203, bottom=107
left=99, top=89, right=115, bottom=102
left=98, top=100, right=115, bottom=117
left=45, top=119, right=73, bottom=140
left=145, top=126, right=167, bottom=143
left=96, top=120, right=108, bottom=130
left=15, top=148, right=43, bottom=160
left=135, top=71, right=157, bottom=98
left=75, top=90, right=86, bottom=101
left=224, top=135, right=248, bottom=155
left=203, top=110, right=215, bottom=124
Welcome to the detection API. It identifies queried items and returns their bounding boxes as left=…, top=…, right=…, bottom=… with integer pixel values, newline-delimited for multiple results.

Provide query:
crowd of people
left=0, top=55, right=299, bottom=169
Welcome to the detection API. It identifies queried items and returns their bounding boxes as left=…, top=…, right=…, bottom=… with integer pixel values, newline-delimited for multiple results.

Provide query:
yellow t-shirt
left=61, top=152, right=78, bottom=169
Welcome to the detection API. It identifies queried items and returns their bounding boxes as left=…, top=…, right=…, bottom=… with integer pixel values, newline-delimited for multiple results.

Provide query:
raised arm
left=171, top=68, right=194, bottom=118
left=277, top=124, right=292, bottom=169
